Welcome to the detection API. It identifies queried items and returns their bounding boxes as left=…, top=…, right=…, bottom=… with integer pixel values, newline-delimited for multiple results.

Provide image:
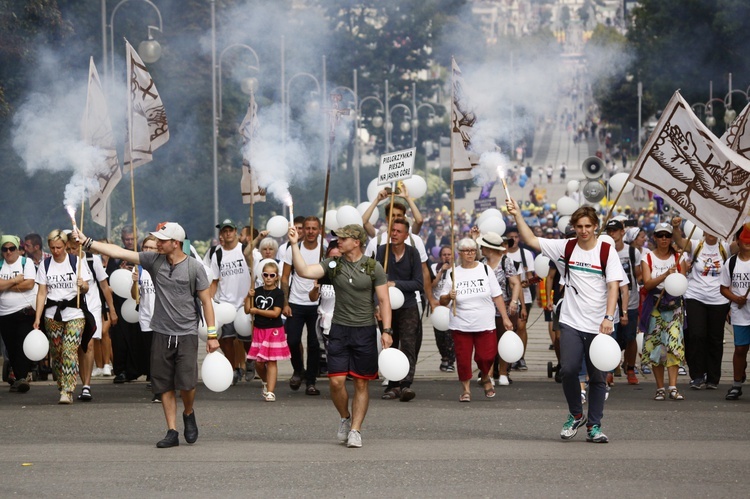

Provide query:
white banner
left=378, top=147, right=415, bottom=185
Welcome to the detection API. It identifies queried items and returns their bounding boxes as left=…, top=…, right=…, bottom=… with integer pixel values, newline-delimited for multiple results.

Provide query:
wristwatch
left=603, top=315, right=615, bottom=322
left=382, top=328, right=393, bottom=335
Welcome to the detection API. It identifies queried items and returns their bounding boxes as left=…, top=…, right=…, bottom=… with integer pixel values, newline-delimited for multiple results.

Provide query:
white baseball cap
left=150, top=222, right=186, bottom=242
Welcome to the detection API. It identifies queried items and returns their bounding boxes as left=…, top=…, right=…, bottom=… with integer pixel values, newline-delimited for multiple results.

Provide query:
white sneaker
left=102, top=364, right=113, bottom=376
left=59, top=392, right=72, bottom=404
left=498, top=375, right=510, bottom=386
left=91, top=367, right=103, bottom=377
left=346, top=430, right=362, bottom=448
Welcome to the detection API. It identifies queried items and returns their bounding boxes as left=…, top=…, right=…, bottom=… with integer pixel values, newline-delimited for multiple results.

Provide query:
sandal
left=668, top=388, right=684, bottom=401
left=264, top=392, right=276, bottom=402
left=654, top=388, right=666, bottom=401
left=381, top=388, right=401, bottom=400
left=482, top=379, right=496, bottom=398
left=459, top=392, right=471, bottom=403
left=262, top=382, right=268, bottom=396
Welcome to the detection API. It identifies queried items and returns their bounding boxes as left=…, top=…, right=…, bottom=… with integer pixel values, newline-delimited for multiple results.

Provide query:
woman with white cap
left=476, top=231, right=522, bottom=386
left=639, top=222, right=687, bottom=401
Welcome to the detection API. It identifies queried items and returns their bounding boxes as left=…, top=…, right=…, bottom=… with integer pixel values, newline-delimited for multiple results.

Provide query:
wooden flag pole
left=449, top=57, right=457, bottom=316
left=249, top=199, right=255, bottom=287
left=382, top=186, right=396, bottom=273
left=76, top=199, right=85, bottom=308
left=126, top=46, right=140, bottom=304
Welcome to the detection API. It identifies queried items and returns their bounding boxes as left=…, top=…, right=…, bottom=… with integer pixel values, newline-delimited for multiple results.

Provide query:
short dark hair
left=385, top=202, right=407, bottom=216
left=505, top=226, right=519, bottom=235
left=24, top=233, right=42, bottom=248
left=391, top=217, right=410, bottom=231
left=293, top=216, right=306, bottom=225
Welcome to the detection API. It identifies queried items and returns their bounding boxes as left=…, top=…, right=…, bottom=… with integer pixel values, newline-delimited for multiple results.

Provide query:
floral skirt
left=642, top=307, right=684, bottom=368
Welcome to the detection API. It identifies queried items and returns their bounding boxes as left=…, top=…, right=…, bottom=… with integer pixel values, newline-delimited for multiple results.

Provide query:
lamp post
left=101, top=0, right=165, bottom=238
left=331, top=77, right=360, bottom=203
left=211, top=1, right=260, bottom=234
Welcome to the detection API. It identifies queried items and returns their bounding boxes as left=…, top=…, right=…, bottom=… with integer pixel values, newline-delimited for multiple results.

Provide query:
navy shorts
left=326, top=324, right=378, bottom=380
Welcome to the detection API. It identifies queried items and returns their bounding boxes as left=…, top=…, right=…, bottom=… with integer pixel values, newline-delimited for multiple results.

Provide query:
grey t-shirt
left=139, top=252, right=209, bottom=336
left=321, top=255, right=387, bottom=327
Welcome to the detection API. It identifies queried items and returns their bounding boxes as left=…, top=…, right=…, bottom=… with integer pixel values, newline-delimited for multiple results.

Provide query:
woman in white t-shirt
left=671, top=217, right=732, bottom=389
left=439, top=238, right=513, bottom=402
left=33, top=230, right=91, bottom=405
left=639, top=223, right=687, bottom=401
left=132, top=235, right=159, bottom=402
left=0, top=235, right=37, bottom=393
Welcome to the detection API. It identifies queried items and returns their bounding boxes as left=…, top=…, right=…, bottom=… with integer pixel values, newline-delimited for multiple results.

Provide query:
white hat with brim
left=476, top=231, right=506, bottom=251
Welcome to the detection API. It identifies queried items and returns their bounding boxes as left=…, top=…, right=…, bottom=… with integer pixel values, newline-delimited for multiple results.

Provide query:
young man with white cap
left=73, top=222, right=218, bottom=448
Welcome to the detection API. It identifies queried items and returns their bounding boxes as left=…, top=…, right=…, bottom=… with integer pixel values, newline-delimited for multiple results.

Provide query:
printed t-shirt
left=0, top=257, right=37, bottom=315
left=36, top=256, right=92, bottom=321
left=252, top=286, right=284, bottom=328
left=440, top=263, right=503, bottom=332
left=720, top=256, right=750, bottom=326
left=684, top=239, right=731, bottom=305
left=284, top=243, right=323, bottom=306
left=210, top=244, right=251, bottom=308
left=538, top=238, right=625, bottom=334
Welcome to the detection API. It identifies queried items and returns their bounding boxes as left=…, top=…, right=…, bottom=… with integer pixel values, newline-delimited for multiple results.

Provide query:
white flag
left=630, top=91, right=750, bottom=239
left=82, top=57, right=121, bottom=226
left=451, top=58, right=479, bottom=181
left=721, top=101, right=750, bottom=159
left=124, top=39, right=169, bottom=170
left=240, top=93, right=266, bottom=204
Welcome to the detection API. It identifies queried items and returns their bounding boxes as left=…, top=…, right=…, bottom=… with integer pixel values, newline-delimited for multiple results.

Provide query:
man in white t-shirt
left=210, top=219, right=251, bottom=385
left=282, top=216, right=325, bottom=395
left=719, top=226, right=750, bottom=400
left=507, top=199, right=625, bottom=444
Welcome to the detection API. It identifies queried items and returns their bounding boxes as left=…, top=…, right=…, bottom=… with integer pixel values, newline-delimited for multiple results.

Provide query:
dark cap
left=605, top=219, right=624, bottom=231
left=216, top=218, right=238, bottom=230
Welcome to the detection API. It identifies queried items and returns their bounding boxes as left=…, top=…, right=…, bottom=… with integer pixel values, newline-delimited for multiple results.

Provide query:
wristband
left=207, top=334, right=218, bottom=340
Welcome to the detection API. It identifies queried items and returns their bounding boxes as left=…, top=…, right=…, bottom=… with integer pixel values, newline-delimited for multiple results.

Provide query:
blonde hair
left=47, top=229, right=68, bottom=245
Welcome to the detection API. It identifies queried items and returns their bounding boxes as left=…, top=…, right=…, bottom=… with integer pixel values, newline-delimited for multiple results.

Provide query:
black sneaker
left=152, top=393, right=162, bottom=403
left=726, top=386, right=742, bottom=400
left=399, top=387, right=416, bottom=402
left=156, top=429, right=179, bottom=448
left=113, top=372, right=128, bottom=384
left=10, top=379, right=30, bottom=393
left=289, top=373, right=302, bottom=391
left=183, top=411, right=198, bottom=444
left=517, top=358, right=528, bottom=371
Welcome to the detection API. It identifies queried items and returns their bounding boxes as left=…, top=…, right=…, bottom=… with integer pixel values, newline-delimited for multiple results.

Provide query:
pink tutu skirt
left=247, top=326, right=291, bottom=362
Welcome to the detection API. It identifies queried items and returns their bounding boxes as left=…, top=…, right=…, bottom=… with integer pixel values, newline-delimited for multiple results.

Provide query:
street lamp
left=211, top=1, right=260, bottom=234
left=387, top=103, right=412, bottom=151
left=101, top=0, right=165, bottom=238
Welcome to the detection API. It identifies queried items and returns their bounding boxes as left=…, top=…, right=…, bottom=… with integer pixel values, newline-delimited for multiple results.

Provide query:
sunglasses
left=262, top=272, right=277, bottom=278
left=654, top=233, right=671, bottom=238
left=459, top=249, right=476, bottom=254
left=2, top=246, right=17, bottom=253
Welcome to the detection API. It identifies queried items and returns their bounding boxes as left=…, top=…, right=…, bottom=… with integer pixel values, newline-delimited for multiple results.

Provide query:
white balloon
left=266, top=215, right=289, bottom=238
left=534, top=254, right=551, bottom=278
left=664, top=273, right=689, bottom=296
left=378, top=348, right=409, bottom=381
left=598, top=234, right=615, bottom=247
left=121, top=299, right=140, bottom=324
left=233, top=309, right=253, bottom=337
left=367, top=178, right=387, bottom=205
left=324, top=210, right=340, bottom=231
left=497, top=331, right=524, bottom=363
left=109, top=269, right=133, bottom=299
left=557, top=196, right=579, bottom=216
left=479, top=217, right=506, bottom=236
left=589, top=334, right=621, bottom=371
left=476, top=208, right=503, bottom=227
left=389, top=287, right=404, bottom=310
left=567, top=179, right=580, bottom=193
left=557, top=215, right=571, bottom=233
left=214, top=302, right=237, bottom=326
left=23, top=329, right=48, bottom=361
left=402, top=175, right=427, bottom=199
left=683, top=220, right=704, bottom=241
left=336, top=205, right=362, bottom=227
left=431, top=305, right=451, bottom=331
left=201, top=352, right=234, bottom=392
left=636, top=332, right=644, bottom=356
left=357, top=202, right=379, bottom=225
left=609, top=172, right=635, bottom=193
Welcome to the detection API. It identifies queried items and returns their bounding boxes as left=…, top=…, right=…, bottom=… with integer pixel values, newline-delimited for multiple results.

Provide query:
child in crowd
left=244, top=261, right=289, bottom=402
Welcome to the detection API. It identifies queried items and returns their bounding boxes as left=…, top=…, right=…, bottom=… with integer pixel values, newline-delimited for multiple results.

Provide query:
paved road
left=1, top=375, right=747, bottom=498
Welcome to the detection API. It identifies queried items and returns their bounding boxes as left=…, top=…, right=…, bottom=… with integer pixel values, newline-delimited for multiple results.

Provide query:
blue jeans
left=559, top=323, right=606, bottom=426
